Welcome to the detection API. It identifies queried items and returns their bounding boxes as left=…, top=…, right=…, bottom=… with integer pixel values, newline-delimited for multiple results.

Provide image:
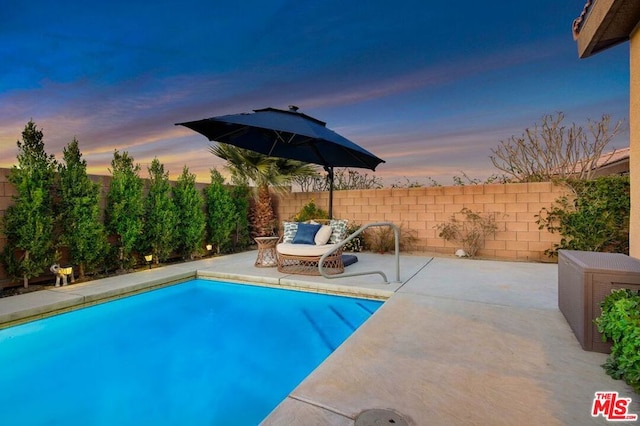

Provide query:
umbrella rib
left=340, top=147, right=373, bottom=169
left=269, top=130, right=298, bottom=156
left=211, top=125, right=250, bottom=142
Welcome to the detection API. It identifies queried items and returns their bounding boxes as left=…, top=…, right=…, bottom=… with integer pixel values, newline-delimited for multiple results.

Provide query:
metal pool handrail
left=318, top=222, right=401, bottom=284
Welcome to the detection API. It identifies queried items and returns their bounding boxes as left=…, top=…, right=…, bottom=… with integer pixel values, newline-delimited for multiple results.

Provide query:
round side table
left=254, top=236, right=280, bottom=267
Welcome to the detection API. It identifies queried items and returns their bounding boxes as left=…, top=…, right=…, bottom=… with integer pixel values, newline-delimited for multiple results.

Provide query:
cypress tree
left=105, top=150, right=144, bottom=270
left=2, top=120, right=56, bottom=287
left=57, top=138, right=108, bottom=278
left=140, top=158, right=177, bottom=264
left=229, top=181, right=251, bottom=251
left=204, top=169, right=236, bottom=254
left=173, top=166, right=205, bottom=260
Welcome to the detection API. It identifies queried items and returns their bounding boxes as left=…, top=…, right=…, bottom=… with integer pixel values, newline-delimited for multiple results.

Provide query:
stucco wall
left=276, top=182, right=567, bottom=262
left=630, top=24, right=640, bottom=258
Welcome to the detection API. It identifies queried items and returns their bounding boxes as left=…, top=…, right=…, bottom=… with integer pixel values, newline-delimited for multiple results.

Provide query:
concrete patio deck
left=0, top=251, right=637, bottom=425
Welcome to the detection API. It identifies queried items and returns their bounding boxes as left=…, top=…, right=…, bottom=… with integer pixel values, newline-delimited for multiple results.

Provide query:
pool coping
left=0, top=271, right=196, bottom=329
left=197, top=270, right=394, bottom=301
left=0, top=267, right=394, bottom=330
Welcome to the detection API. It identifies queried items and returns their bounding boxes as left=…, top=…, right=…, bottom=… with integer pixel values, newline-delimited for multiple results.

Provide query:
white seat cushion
left=277, top=243, right=340, bottom=257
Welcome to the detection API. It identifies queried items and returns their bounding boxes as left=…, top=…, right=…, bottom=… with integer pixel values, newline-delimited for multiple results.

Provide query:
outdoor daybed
left=277, top=220, right=351, bottom=275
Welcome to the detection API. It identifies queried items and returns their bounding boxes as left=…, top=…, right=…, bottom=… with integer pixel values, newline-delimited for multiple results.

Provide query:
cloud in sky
left=0, top=0, right=631, bottom=185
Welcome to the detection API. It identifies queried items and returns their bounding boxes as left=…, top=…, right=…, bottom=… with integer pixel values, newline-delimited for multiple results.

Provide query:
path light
left=144, top=254, right=153, bottom=269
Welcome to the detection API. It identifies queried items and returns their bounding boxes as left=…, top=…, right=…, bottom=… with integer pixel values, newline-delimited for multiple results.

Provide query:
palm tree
left=210, top=144, right=317, bottom=237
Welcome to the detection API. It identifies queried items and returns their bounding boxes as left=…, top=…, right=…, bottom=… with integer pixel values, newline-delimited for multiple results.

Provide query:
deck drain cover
left=355, top=409, right=409, bottom=426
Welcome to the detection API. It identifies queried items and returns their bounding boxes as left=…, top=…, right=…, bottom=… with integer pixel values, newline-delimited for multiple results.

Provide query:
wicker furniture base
left=277, top=251, right=344, bottom=275
left=254, top=237, right=280, bottom=267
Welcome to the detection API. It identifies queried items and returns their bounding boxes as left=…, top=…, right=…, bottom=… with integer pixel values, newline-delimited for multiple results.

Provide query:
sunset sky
left=0, top=0, right=630, bottom=185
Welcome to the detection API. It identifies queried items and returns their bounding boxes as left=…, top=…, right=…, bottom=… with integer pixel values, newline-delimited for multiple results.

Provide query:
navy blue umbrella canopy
left=176, top=106, right=385, bottom=217
left=176, top=106, right=384, bottom=170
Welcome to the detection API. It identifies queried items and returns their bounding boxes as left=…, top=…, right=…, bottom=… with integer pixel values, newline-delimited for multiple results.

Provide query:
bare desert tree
left=490, top=113, right=623, bottom=182
left=292, top=168, right=383, bottom=191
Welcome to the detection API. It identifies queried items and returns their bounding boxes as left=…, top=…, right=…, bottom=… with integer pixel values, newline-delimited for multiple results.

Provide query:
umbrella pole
left=326, top=166, right=334, bottom=219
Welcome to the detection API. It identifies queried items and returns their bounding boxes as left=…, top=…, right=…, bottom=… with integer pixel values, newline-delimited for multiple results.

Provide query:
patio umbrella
left=176, top=106, right=385, bottom=218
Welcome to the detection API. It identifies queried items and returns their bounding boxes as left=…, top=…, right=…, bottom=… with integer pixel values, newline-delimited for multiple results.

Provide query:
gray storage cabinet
left=558, top=250, right=640, bottom=353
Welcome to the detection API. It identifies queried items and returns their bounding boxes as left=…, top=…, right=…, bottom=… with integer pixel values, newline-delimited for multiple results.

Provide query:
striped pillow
left=329, top=219, right=348, bottom=244
left=282, top=221, right=299, bottom=243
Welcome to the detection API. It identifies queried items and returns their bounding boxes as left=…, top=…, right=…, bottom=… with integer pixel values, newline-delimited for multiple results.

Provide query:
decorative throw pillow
left=292, top=223, right=322, bottom=245
left=282, top=222, right=299, bottom=243
left=314, top=225, right=333, bottom=245
left=329, top=219, right=348, bottom=244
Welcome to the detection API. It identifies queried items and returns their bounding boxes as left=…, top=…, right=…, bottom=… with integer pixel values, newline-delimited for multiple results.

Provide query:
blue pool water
left=0, top=279, right=382, bottom=425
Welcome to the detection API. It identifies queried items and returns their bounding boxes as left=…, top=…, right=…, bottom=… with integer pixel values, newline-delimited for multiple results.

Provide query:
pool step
left=301, top=309, right=338, bottom=351
left=356, top=301, right=376, bottom=315
left=329, top=306, right=356, bottom=331
left=302, top=305, right=362, bottom=352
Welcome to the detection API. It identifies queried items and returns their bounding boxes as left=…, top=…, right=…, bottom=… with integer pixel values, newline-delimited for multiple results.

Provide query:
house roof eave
left=573, top=0, right=640, bottom=58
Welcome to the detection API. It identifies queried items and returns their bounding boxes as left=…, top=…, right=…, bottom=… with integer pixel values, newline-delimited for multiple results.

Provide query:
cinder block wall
left=0, top=166, right=567, bottom=283
left=276, top=182, right=568, bottom=261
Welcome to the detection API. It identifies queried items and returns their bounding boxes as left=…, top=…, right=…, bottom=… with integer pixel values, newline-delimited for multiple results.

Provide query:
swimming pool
left=0, top=279, right=382, bottom=425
